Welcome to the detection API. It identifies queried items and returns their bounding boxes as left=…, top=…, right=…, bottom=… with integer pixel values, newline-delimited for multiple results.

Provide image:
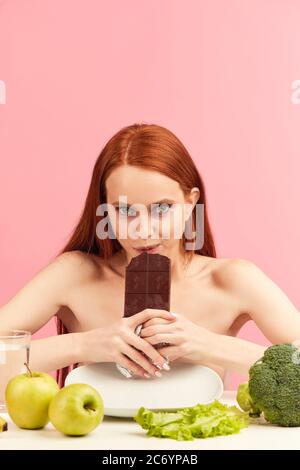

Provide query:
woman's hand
left=80, top=309, right=176, bottom=378
left=140, top=313, right=214, bottom=364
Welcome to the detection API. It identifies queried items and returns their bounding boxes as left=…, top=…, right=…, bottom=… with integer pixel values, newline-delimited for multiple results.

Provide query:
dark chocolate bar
left=124, top=252, right=171, bottom=349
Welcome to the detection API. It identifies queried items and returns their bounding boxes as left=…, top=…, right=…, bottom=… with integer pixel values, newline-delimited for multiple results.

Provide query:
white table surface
left=1, top=391, right=300, bottom=450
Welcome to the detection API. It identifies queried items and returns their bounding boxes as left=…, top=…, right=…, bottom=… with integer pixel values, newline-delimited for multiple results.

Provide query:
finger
left=155, top=346, right=180, bottom=362
left=142, top=318, right=173, bottom=328
left=121, top=344, right=162, bottom=377
left=116, top=354, right=150, bottom=378
left=127, top=332, right=171, bottom=369
left=145, top=333, right=182, bottom=346
left=140, top=323, right=177, bottom=338
left=128, top=309, right=176, bottom=328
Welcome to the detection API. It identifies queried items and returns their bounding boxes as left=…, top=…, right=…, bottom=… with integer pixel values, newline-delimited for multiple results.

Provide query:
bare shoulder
left=214, top=257, right=278, bottom=314
left=194, top=255, right=248, bottom=280
left=212, top=257, right=262, bottom=291
left=53, top=250, right=104, bottom=284
left=212, top=257, right=260, bottom=320
left=55, top=249, right=92, bottom=266
left=213, top=256, right=300, bottom=344
left=0, top=250, right=102, bottom=333
left=212, top=256, right=253, bottom=277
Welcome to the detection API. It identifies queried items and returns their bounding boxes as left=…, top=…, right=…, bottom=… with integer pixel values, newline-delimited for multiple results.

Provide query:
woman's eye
left=117, top=203, right=173, bottom=217
left=118, top=206, right=136, bottom=216
left=152, top=203, right=173, bottom=216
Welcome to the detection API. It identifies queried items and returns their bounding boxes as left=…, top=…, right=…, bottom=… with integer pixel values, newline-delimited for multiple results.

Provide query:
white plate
left=65, top=362, right=224, bottom=418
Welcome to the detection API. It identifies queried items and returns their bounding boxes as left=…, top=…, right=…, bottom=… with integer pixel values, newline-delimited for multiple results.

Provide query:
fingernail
left=155, top=371, right=163, bottom=377
left=162, top=355, right=169, bottom=364
left=170, top=312, right=177, bottom=317
left=162, top=363, right=170, bottom=371
left=153, top=363, right=162, bottom=370
left=144, top=373, right=151, bottom=378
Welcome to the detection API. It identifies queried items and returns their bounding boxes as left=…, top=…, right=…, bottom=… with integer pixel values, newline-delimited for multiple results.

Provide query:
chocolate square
left=124, top=293, right=148, bottom=316
left=125, top=271, right=170, bottom=294
left=126, top=252, right=170, bottom=272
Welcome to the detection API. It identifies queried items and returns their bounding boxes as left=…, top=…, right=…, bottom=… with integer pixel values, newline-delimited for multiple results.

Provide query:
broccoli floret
left=236, top=383, right=261, bottom=417
left=237, top=343, right=300, bottom=427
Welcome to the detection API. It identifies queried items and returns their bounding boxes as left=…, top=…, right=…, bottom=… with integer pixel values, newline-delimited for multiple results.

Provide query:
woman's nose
left=134, top=212, right=158, bottom=239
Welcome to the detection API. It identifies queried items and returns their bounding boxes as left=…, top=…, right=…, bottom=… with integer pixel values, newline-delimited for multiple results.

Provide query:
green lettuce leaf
left=134, top=400, right=249, bottom=441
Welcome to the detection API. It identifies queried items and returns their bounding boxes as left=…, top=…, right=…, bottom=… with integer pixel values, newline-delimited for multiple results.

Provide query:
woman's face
left=104, top=165, right=199, bottom=260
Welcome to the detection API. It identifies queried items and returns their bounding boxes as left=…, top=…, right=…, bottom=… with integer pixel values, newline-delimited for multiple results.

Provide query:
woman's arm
left=29, top=331, right=83, bottom=372
left=0, top=251, right=86, bottom=372
left=203, top=333, right=266, bottom=377
left=203, top=258, right=300, bottom=377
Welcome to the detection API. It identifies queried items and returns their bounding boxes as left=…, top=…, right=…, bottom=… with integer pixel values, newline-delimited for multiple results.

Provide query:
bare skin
left=0, top=248, right=245, bottom=382
left=57, top=250, right=244, bottom=382
left=1, top=247, right=299, bottom=385
left=1, top=165, right=300, bottom=384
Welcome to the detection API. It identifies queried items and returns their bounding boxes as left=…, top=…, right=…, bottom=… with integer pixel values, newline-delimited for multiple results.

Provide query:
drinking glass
left=0, top=330, right=31, bottom=412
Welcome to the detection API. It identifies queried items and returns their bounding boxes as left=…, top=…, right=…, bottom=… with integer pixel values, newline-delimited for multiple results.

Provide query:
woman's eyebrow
left=112, top=198, right=177, bottom=206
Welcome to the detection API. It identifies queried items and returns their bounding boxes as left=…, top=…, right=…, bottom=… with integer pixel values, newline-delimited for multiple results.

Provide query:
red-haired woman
left=1, top=123, right=299, bottom=388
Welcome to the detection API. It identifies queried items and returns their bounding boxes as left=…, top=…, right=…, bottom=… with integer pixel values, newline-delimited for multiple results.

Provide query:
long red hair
left=55, top=122, right=217, bottom=387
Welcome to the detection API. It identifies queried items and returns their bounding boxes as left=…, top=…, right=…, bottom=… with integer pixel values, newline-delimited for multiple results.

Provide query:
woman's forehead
left=105, top=166, right=182, bottom=203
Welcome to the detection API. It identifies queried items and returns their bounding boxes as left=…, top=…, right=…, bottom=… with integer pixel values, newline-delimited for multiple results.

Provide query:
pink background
left=0, top=0, right=299, bottom=389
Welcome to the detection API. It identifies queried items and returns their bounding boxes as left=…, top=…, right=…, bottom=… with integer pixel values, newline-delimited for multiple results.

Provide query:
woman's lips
left=134, top=244, right=161, bottom=254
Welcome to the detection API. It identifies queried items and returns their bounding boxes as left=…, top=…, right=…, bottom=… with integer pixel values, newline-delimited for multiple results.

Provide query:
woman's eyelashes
left=116, top=203, right=174, bottom=217
left=151, top=203, right=174, bottom=217
left=116, top=206, right=135, bottom=217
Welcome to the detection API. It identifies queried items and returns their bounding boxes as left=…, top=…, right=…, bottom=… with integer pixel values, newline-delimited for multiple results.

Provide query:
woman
left=1, top=123, right=299, bottom=389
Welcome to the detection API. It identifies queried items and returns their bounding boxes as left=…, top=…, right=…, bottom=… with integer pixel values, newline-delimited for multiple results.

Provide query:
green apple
left=5, top=367, right=59, bottom=429
left=49, top=383, right=104, bottom=436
